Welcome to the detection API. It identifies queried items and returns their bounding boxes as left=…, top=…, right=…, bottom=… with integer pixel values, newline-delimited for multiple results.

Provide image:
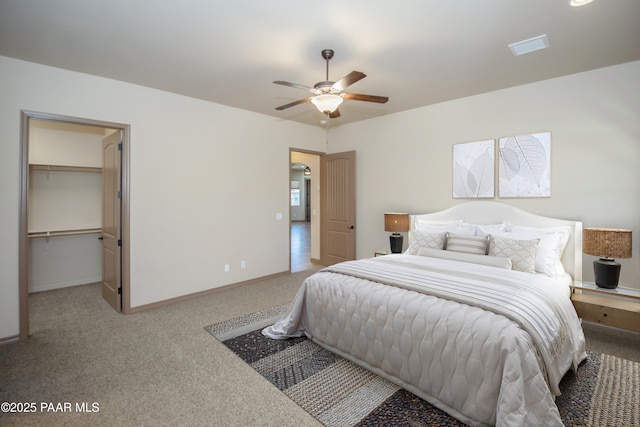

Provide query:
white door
left=101, top=131, right=122, bottom=311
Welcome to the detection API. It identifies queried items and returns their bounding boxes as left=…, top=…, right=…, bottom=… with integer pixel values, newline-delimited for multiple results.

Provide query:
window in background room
left=291, top=188, right=300, bottom=206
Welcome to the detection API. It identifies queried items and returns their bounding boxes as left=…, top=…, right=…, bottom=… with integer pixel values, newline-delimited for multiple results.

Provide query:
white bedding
left=263, top=254, right=587, bottom=426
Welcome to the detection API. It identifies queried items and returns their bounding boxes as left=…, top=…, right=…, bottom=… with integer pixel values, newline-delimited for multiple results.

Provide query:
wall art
left=498, top=132, right=551, bottom=197
left=452, top=139, right=495, bottom=198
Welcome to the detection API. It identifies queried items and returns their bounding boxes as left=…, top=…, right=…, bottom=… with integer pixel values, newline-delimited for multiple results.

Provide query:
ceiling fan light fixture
left=274, top=49, right=387, bottom=118
left=310, top=94, right=343, bottom=114
left=570, top=0, right=594, bottom=6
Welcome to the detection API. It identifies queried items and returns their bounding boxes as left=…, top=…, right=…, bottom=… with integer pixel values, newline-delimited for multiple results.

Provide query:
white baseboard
left=29, top=277, right=101, bottom=293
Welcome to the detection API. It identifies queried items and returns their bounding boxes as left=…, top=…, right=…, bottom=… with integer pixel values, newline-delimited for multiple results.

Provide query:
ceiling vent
left=508, top=35, right=549, bottom=56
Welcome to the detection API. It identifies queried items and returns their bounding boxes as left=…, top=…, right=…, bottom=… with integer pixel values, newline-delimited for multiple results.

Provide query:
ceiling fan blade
left=332, top=71, right=366, bottom=91
left=343, top=93, right=389, bottom=104
left=275, top=97, right=311, bottom=110
left=273, top=81, right=314, bottom=92
left=329, top=109, right=341, bottom=119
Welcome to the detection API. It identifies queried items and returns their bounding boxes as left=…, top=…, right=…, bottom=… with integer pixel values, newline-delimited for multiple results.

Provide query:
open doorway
left=290, top=150, right=322, bottom=272
left=18, top=111, right=130, bottom=340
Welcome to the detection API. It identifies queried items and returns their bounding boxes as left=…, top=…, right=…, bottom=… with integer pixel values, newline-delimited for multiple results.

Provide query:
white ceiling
left=1, top=0, right=639, bottom=128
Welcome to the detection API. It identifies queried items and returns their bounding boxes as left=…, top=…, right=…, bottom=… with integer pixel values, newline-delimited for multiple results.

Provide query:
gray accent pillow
left=445, top=233, right=489, bottom=255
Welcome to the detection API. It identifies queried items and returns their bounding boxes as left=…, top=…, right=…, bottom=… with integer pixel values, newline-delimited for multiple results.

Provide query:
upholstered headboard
left=410, top=201, right=582, bottom=280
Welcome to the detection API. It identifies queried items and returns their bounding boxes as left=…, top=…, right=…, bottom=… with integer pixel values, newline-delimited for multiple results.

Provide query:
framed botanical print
left=453, top=139, right=495, bottom=198
left=498, top=132, right=551, bottom=197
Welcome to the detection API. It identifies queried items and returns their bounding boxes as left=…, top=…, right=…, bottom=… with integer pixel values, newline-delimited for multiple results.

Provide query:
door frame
left=18, top=110, right=131, bottom=340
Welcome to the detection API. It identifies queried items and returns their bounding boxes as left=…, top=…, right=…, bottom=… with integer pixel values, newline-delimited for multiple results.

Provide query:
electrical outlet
left=224, top=264, right=230, bottom=272
left=241, top=260, right=246, bottom=269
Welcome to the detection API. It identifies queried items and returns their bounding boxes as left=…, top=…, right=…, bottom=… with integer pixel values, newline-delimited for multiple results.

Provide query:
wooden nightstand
left=570, top=281, right=640, bottom=332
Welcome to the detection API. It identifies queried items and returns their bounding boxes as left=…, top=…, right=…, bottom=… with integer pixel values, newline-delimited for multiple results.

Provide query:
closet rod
left=30, top=164, right=101, bottom=173
left=28, top=228, right=102, bottom=238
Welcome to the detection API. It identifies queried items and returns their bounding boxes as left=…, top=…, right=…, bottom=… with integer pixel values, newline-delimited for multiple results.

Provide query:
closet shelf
left=28, top=228, right=102, bottom=238
left=30, top=164, right=102, bottom=173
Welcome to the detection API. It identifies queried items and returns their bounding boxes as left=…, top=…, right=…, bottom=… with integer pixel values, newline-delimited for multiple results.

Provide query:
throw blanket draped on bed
left=264, top=254, right=586, bottom=426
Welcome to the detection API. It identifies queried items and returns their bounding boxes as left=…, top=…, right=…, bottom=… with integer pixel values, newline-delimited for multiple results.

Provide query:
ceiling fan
left=274, top=49, right=389, bottom=119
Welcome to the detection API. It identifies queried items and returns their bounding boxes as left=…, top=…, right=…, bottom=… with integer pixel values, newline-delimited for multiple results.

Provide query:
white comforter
left=263, top=254, right=587, bottom=427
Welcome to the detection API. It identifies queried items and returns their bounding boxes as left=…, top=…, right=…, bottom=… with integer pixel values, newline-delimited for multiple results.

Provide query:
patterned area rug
left=205, top=305, right=640, bottom=427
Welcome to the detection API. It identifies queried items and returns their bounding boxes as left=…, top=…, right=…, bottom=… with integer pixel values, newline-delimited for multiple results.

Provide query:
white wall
left=29, top=121, right=104, bottom=167
left=2, top=55, right=638, bottom=341
left=29, top=234, right=102, bottom=292
left=28, top=120, right=105, bottom=292
left=0, top=56, right=325, bottom=340
left=28, top=169, right=103, bottom=292
left=29, top=170, right=101, bottom=232
left=329, top=61, right=640, bottom=290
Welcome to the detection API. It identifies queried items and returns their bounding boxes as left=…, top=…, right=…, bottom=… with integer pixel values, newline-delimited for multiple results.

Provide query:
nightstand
left=569, top=281, right=640, bottom=332
left=374, top=250, right=390, bottom=257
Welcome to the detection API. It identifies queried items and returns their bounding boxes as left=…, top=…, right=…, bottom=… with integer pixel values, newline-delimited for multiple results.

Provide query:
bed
left=263, top=201, right=587, bottom=427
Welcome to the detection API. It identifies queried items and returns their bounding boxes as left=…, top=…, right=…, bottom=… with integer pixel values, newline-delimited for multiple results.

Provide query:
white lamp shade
left=310, top=94, right=343, bottom=113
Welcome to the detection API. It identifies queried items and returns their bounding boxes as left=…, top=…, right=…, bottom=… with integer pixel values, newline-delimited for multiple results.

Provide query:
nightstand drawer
left=571, top=293, right=640, bottom=332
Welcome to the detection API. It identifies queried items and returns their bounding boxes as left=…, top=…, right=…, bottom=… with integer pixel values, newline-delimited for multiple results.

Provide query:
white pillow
left=489, top=235, right=539, bottom=273
left=414, top=218, right=456, bottom=227
left=494, top=224, right=571, bottom=277
left=414, top=219, right=477, bottom=235
left=405, top=230, right=447, bottom=255
left=471, top=223, right=507, bottom=237
left=418, top=247, right=512, bottom=270
left=444, top=233, right=489, bottom=255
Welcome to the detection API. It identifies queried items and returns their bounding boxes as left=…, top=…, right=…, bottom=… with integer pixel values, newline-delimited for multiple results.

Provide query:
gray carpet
left=207, top=306, right=640, bottom=427
left=0, top=269, right=324, bottom=427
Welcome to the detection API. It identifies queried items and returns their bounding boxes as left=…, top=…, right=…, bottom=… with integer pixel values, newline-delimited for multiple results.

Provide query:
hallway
left=291, top=221, right=315, bottom=272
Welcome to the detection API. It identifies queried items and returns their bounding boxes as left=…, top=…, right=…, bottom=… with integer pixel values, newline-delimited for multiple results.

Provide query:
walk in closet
left=28, top=120, right=110, bottom=292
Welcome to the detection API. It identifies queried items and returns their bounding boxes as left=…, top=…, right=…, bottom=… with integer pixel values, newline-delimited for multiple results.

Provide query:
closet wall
left=28, top=120, right=108, bottom=292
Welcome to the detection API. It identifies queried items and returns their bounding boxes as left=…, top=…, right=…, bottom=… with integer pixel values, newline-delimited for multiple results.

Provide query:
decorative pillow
left=493, top=225, right=571, bottom=277
left=405, top=230, right=447, bottom=255
left=489, top=235, right=539, bottom=273
left=445, top=233, right=489, bottom=255
left=418, top=247, right=512, bottom=270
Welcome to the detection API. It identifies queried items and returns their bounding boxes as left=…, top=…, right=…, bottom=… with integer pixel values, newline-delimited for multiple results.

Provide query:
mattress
left=263, top=254, right=587, bottom=427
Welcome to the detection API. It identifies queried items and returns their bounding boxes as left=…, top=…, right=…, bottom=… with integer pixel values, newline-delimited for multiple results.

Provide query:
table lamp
left=384, top=213, right=409, bottom=253
left=583, top=227, right=632, bottom=289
